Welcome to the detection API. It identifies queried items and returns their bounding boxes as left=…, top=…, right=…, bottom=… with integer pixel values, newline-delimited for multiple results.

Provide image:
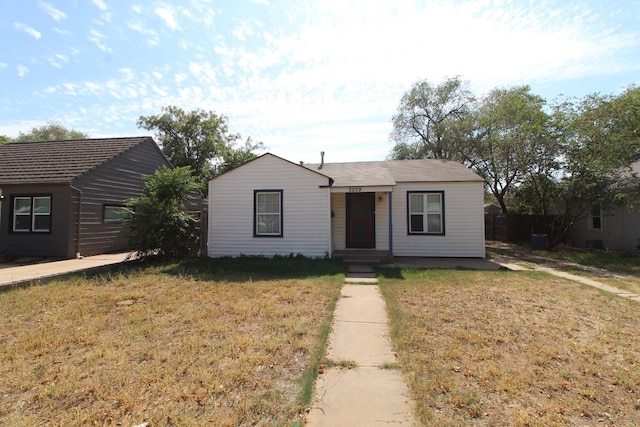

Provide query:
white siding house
left=208, top=154, right=332, bottom=258
left=208, top=153, right=486, bottom=258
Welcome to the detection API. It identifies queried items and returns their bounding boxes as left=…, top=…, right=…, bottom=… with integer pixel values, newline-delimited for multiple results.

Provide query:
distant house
left=567, top=160, right=640, bottom=251
left=0, top=137, right=172, bottom=259
left=208, top=153, right=485, bottom=259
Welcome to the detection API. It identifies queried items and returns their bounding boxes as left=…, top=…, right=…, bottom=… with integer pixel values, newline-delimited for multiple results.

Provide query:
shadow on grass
left=88, top=254, right=347, bottom=283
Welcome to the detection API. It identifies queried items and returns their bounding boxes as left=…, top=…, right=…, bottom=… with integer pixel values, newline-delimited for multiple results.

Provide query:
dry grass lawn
left=0, top=260, right=343, bottom=426
left=380, top=269, right=640, bottom=427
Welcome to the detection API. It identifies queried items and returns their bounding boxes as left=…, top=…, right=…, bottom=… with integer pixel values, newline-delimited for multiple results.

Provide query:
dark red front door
left=346, top=193, right=375, bottom=249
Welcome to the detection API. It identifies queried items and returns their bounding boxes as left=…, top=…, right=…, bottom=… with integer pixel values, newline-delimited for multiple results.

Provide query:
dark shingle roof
left=0, top=137, right=155, bottom=184
left=306, top=159, right=484, bottom=187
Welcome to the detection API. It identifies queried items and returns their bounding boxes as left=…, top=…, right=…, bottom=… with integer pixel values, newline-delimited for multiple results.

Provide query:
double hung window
left=408, top=191, right=444, bottom=235
left=254, top=190, right=283, bottom=237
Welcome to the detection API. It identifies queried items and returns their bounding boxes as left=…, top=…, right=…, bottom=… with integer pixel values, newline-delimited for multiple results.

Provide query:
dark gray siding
left=72, top=139, right=172, bottom=256
left=0, top=184, right=75, bottom=258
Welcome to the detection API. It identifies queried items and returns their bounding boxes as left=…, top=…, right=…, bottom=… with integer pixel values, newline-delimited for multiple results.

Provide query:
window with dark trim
left=407, top=191, right=444, bottom=235
left=103, top=205, right=131, bottom=223
left=590, top=204, right=602, bottom=230
left=254, top=190, right=283, bottom=237
left=12, top=195, right=52, bottom=233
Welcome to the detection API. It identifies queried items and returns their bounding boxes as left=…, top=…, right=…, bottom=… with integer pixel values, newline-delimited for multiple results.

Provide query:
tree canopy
left=13, top=122, right=89, bottom=142
left=390, top=76, right=474, bottom=161
left=390, top=79, right=640, bottom=248
left=514, top=86, right=640, bottom=246
left=470, top=86, right=552, bottom=214
left=137, top=106, right=263, bottom=184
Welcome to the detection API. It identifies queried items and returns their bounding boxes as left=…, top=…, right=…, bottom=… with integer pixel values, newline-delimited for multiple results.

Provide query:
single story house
left=208, top=153, right=485, bottom=259
left=567, top=160, right=640, bottom=251
left=0, top=137, right=172, bottom=259
left=566, top=203, right=640, bottom=251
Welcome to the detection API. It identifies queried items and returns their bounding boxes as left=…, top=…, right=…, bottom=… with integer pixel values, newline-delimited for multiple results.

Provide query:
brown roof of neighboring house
left=306, top=158, right=484, bottom=187
left=0, top=137, right=159, bottom=184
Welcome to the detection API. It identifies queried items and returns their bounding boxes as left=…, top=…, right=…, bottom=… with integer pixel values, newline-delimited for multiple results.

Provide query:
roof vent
left=318, top=151, right=325, bottom=169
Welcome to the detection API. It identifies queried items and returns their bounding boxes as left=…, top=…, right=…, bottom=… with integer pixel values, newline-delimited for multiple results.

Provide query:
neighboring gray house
left=208, top=153, right=486, bottom=259
left=567, top=160, right=640, bottom=251
left=0, top=137, right=171, bottom=259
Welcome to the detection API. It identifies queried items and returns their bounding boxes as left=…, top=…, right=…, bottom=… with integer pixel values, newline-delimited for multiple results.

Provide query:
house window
left=104, top=205, right=130, bottom=223
left=590, top=204, right=602, bottom=230
left=407, top=191, right=444, bottom=235
left=254, top=190, right=283, bottom=237
left=12, top=196, right=51, bottom=232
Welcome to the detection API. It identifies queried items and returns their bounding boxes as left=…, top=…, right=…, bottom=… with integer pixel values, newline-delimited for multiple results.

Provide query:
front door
left=346, top=192, right=375, bottom=249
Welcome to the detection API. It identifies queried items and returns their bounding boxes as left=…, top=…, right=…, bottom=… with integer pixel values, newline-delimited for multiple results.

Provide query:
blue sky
left=1, top=0, right=639, bottom=163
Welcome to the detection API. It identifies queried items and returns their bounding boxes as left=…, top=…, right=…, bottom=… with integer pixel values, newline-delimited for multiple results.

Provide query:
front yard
left=1, top=256, right=639, bottom=426
left=380, top=268, right=640, bottom=426
left=0, top=258, right=344, bottom=426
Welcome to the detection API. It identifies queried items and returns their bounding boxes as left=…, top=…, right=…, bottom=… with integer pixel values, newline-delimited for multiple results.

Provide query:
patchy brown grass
left=0, top=263, right=343, bottom=426
left=380, top=269, right=640, bottom=427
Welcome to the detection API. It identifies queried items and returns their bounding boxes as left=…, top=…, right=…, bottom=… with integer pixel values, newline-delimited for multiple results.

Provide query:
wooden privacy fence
left=485, top=214, right=557, bottom=246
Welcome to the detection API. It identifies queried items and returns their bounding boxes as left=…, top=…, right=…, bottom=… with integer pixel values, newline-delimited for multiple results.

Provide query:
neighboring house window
left=12, top=196, right=51, bottom=232
left=254, top=190, right=283, bottom=237
left=407, top=191, right=444, bottom=235
left=104, top=205, right=131, bottom=223
left=590, top=204, right=602, bottom=230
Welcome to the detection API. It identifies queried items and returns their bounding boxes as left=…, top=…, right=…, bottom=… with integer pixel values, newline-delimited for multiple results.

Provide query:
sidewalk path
left=306, top=284, right=416, bottom=426
left=498, top=260, right=640, bottom=302
left=0, top=252, right=134, bottom=291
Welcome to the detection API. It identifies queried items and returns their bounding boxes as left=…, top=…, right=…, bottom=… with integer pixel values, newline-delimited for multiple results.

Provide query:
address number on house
left=348, top=187, right=362, bottom=193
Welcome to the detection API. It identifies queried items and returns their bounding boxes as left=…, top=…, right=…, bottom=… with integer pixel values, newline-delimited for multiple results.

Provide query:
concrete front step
left=346, top=264, right=375, bottom=273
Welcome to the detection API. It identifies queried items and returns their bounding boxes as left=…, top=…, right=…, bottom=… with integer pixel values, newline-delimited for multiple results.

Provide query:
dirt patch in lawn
left=0, top=265, right=343, bottom=426
left=380, top=269, right=640, bottom=427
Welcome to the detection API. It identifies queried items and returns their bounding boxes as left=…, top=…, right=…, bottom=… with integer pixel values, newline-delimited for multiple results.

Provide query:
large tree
left=0, top=135, right=10, bottom=145
left=469, top=86, right=553, bottom=214
left=390, top=76, right=474, bottom=161
left=513, top=86, right=640, bottom=247
left=137, top=106, right=263, bottom=183
left=13, top=122, right=88, bottom=142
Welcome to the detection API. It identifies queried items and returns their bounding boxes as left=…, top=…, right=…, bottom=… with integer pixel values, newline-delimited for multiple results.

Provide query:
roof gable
left=211, top=152, right=332, bottom=183
left=0, top=137, right=162, bottom=185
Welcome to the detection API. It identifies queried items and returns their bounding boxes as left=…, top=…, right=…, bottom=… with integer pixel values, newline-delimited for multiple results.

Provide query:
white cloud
left=128, top=22, right=160, bottom=46
left=17, top=65, right=29, bottom=77
left=119, top=68, right=135, bottom=81
left=152, top=85, right=168, bottom=96
left=14, top=23, right=42, bottom=40
left=88, top=28, right=112, bottom=52
left=232, top=20, right=256, bottom=41
left=62, top=83, right=77, bottom=95
left=39, top=1, right=67, bottom=21
left=43, top=86, right=57, bottom=94
left=155, top=5, right=180, bottom=30
left=131, top=5, right=142, bottom=14
left=48, top=53, right=69, bottom=68
left=152, top=71, right=163, bottom=79
left=174, top=73, right=187, bottom=84
left=92, top=0, right=107, bottom=11
left=54, top=28, right=72, bottom=35
left=188, top=61, right=217, bottom=84
left=0, top=63, right=7, bottom=70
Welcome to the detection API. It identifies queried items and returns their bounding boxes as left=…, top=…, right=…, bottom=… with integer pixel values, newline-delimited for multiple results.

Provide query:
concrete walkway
left=306, top=284, right=416, bottom=426
left=499, top=259, right=640, bottom=303
left=0, top=252, right=134, bottom=291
